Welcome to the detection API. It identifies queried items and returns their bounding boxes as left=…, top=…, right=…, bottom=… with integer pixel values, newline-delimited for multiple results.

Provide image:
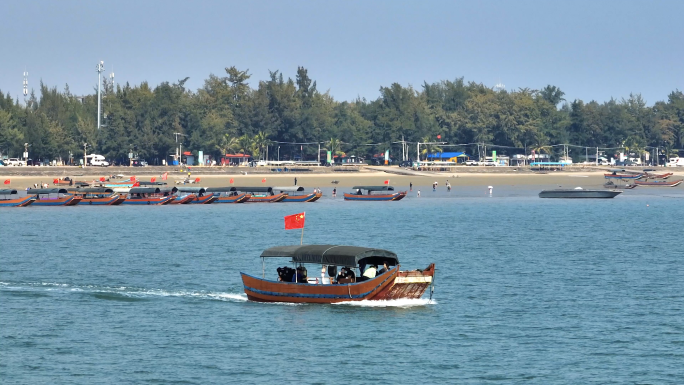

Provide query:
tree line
left=1, top=66, right=683, bottom=164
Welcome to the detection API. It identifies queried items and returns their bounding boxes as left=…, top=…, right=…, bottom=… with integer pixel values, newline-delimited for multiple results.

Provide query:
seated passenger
left=377, top=261, right=390, bottom=275
left=363, top=265, right=377, bottom=280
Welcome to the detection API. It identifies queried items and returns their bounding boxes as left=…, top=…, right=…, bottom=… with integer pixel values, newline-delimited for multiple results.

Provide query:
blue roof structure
left=427, top=152, right=470, bottom=159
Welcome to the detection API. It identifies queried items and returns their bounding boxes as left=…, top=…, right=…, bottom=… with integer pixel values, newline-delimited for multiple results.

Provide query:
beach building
left=221, top=154, right=252, bottom=166
left=426, top=152, right=470, bottom=163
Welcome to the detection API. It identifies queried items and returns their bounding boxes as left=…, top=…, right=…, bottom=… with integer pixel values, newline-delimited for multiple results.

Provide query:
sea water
left=1, top=186, right=683, bottom=384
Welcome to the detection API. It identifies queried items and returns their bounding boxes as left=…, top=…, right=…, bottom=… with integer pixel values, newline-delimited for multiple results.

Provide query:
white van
left=86, top=154, right=110, bottom=167
left=667, top=157, right=684, bottom=167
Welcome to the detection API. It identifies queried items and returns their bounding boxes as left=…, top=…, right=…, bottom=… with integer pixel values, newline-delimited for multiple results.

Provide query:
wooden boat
left=0, top=189, right=35, bottom=207
left=539, top=188, right=622, bottom=198
left=634, top=179, right=682, bottom=187
left=603, top=181, right=637, bottom=189
left=121, top=187, right=174, bottom=205
left=207, top=187, right=251, bottom=203
left=173, top=187, right=218, bottom=204
left=641, top=169, right=673, bottom=179
left=275, top=186, right=322, bottom=202
left=169, top=194, right=196, bottom=204
left=344, top=186, right=407, bottom=201
left=28, top=188, right=82, bottom=206
left=68, top=187, right=126, bottom=205
left=236, top=187, right=286, bottom=202
left=241, top=245, right=435, bottom=303
left=604, top=169, right=642, bottom=179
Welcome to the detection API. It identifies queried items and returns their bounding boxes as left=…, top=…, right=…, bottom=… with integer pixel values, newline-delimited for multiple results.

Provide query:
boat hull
left=245, top=193, right=287, bottom=203
left=77, top=195, right=125, bottom=205
left=187, top=194, right=218, bottom=204
left=122, top=196, right=173, bottom=205
left=634, top=179, right=682, bottom=187
left=242, top=264, right=435, bottom=303
left=282, top=192, right=322, bottom=202
left=32, top=195, right=82, bottom=206
left=0, top=196, right=35, bottom=207
left=539, top=189, right=622, bottom=198
left=343, top=192, right=406, bottom=201
left=604, top=174, right=642, bottom=179
left=214, top=193, right=250, bottom=203
left=169, top=194, right=196, bottom=204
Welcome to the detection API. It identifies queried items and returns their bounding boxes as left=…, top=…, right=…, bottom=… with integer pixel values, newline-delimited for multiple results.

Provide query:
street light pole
left=96, top=61, right=104, bottom=130
left=83, top=143, right=88, bottom=168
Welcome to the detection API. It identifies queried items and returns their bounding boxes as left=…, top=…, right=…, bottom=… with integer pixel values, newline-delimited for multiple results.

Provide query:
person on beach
left=332, top=188, right=336, bottom=197
left=410, top=182, right=413, bottom=191
left=294, top=177, right=297, bottom=185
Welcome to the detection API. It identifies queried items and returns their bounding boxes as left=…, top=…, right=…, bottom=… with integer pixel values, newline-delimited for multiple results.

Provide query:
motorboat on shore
left=0, top=189, right=35, bottom=207
left=68, top=187, right=125, bottom=205
left=642, top=169, right=673, bottom=179
left=207, top=187, right=251, bottom=203
left=604, top=169, right=643, bottom=179
left=172, top=187, right=217, bottom=204
left=634, top=179, right=682, bottom=187
left=27, top=188, right=82, bottom=206
left=241, top=245, right=435, bottom=303
left=343, top=186, right=407, bottom=201
left=275, top=186, right=322, bottom=202
left=539, top=187, right=622, bottom=198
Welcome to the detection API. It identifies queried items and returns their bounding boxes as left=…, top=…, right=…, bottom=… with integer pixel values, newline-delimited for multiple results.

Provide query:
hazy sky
left=1, top=0, right=682, bottom=105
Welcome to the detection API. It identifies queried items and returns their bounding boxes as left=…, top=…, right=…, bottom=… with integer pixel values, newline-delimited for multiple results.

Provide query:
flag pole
left=300, top=212, right=305, bottom=245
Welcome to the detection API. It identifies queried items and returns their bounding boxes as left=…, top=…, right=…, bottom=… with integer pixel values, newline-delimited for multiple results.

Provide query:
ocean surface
left=1, top=185, right=683, bottom=384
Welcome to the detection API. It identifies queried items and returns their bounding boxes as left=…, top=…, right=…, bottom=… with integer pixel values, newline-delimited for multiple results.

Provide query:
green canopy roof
left=68, top=187, right=114, bottom=193
left=274, top=186, right=305, bottom=192
left=176, top=186, right=206, bottom=194
left=235, top=186, right=273, bottom=193
left=260, top=245, right=398, bottom=267
left=206, top=186, right=238, bottom=193
left=27, top=188, right=69, bottom=195
left=0, top=189, right=18, bottom=194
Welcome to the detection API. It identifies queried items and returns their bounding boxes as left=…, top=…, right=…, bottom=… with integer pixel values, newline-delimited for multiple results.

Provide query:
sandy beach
left=3, top=166, right=681, bottom=191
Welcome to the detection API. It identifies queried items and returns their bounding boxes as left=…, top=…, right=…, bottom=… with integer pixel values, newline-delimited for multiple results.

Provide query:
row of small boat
left=0, top=184, right=408, bottom=207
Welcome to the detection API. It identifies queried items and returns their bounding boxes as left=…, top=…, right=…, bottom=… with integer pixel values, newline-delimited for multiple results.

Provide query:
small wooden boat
left=172, top=187, right=218, bottom=204
left=604, top=169, right=642, bottom=179
left=28, top=188, right=82, bottom=206
left=344, top=186, right=407, bottom=201
left=634, top=179, right=682, bottom=187
left=275, top=186, right=322, bottom=202
left=539, top=188, right=622, bottom=198
left=121, top=187, right=174, bottom=205
left=603, top=181, right=637, bottom=189
left=0, top=189, right=35, bottom=207
left=236, top=187, right=286, bottom=202
left=169, top=194, right=196, bottom=204
left=207, top=187, right=251, bottom=203
left=68, top=187, right=126, bottom=205
left=241, top=245, right=435, bottom=303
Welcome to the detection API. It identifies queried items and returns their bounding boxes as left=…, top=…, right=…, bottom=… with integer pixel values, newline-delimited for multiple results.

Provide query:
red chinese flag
left=229, top=178, right=234, bottom=184
left=3, top=179, right=9, bottom=185
left=53, top=178, right=59, bottom=184
left=131, top=176, right=136, bottom=182
left=132, top=181, right=140, bottom=187
left=99, top=177, right=105, bottom=182
left=162, top=172, right=168, bottom=181
left=284, top=212, right=306, bottom=230
left=261, top=178, right=266, bottom=183
left=437, top=135, right=441, bottom=139
left=384, top=180, right=390, bottom=185
left=151, top=177, right=156, bottom=182
left=194, top=177, right=200, bottom=183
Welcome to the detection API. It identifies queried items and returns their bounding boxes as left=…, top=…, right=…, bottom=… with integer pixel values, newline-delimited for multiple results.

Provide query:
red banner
left=3, top=179, right=9, bottom=185
left=132, top=181, right=140, bottom=187
left=262, top=178, right=266, bottom=183
left=99, top=177, right=105, bottom=182
left=162, top=172, right=168, bottom=181
left=229, top=178, right=234, bottom=184
left=284, top=212, right=305, bottom=230
left=151, top=177, right=156, bottom=182
left=194, top=177, right=200, bottom=183
left=53, top=178, right=59, bottom=184
left=384, top=180, right=390, bottom=185
left=131, top=176, right=136, bottom=182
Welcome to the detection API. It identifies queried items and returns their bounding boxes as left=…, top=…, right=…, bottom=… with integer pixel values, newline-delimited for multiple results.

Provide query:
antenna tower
left=23, top=69, right=28, bottom=101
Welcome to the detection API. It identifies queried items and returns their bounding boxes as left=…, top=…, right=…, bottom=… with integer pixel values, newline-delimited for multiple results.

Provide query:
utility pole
left=596, top=147, right=599, bottom=166
left=318, top=142, right=321, bottom=165
left=96, top=61, right=104, bottom=130
left=83, top=143, right=88, bottom=168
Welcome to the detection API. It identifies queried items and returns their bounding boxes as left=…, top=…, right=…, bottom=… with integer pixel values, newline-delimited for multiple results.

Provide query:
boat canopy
left=206, top=186, right=238, bottom=193
left=0, top=189, right=18, bottom=194
left=274, top=186, right=305, bottom=192
left=642, top=169, right=656, bottom=172
left=159, top=187, right=178, bottom=194
left=27, top=188, right=68, bottom=195
left=137, top=181, right=167, bottom=186
left=176, top=186, right=205, bottom=194
left=128, top=187, right=161, bottom=194
left=68, top=187, right=114, bottom=193
left=236, top=186, right=273, bottom=193
left=260, top=245, right=399, bottom=267
left=351, top=186, right=395, bottom=192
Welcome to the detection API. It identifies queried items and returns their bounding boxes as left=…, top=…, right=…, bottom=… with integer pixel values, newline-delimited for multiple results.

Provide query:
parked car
left=465, top=160, right=479, bottom=166
left=131, top=159, right=148, bottom=167
left=5, top=158, right=26, bottom=166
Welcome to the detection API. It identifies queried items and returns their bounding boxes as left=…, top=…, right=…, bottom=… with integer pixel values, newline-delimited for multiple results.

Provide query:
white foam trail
left=333, top=298, right=436, bottom=308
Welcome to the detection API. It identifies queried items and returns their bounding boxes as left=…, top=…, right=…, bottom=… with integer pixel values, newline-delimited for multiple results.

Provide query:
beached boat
left=241, top=245, right=435, bottom=303
left=68, top=187, right=125, bottom=205
left=121, top=187, right=174, bottom=205
left=603, top=181, right=637, bottom=189
left=0, top=189, right=35, bottom=207
left=642, top=169, right=673, bottom=179
left=235, top=187, right=286, bottom=202
left=169, top=194, right=196, bottom=204
left=28, top=188, right=82, bottom=206
left=207, top=187, right=251, bottom=203
left=275, top=186, right=322, bottom=202
left=539, top=188, right=622, bottom=198
left=604, top=169, right=643, bottom=179
left=634, top=179, right=682, bottom=187
left=344, top=186, right=407, bottom=201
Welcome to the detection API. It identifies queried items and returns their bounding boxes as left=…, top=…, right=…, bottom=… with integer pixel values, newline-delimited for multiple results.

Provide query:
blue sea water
left=1, top=186, right=683, bottom=384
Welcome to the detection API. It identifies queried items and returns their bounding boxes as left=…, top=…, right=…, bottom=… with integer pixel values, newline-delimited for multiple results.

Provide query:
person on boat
left=356, top=189, right=362, bottom=195
left=377, top=261, right=390, bottom=275
left=362, top=265, right=377, bottom=280
left=293, top=266, right=307, bottom=283
left=320, top=266, right=330, bottom=284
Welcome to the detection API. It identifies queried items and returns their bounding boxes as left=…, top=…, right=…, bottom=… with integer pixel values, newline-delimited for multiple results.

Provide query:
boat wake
left=333, top=298, right=436, bottom=308
left=0, top=281, right=247, bottom=302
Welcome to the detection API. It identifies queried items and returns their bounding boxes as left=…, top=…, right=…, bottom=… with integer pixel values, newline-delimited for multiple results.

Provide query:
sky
left=1, top=0, right=682, bottom=105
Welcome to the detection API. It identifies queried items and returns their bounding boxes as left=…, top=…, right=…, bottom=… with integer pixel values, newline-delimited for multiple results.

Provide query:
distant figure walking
left=294, top=177, right=298, bottom=185
left=417, top=190, right=421, bottom=197
left=488, top=186, right=493, bottom=196
left=433, top=182, right=437, bottom=191
left=332, top=188, right=337, bottom=197
left=409, top=182, right=413, bottom=191
left=447, top=182, right=452, bottom=192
